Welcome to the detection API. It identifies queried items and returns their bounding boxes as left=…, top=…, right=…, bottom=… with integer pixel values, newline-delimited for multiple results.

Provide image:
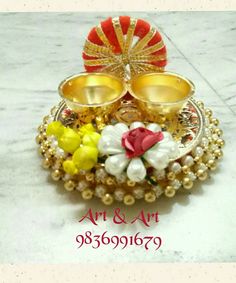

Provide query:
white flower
left=98, top=122, right=179, bottom=182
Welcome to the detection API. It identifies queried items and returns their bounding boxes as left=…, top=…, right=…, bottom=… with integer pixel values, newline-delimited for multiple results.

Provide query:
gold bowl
left=58, top=72, right=126, bottom=124
left=128, top=72, right=195, bottom=122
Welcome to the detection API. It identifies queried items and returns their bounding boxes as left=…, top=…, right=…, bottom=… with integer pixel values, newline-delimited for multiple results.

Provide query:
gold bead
left=64, top=180, right=76, bottom=191
left=127, top=180, right=136, bottom=187
left=50, top=106, right=57, bottom=115
left=42, top=140, right=50, bottom=149
left=106, top=177, right=115, bottom=186
left=207, top=160, right=217, bottom=171
left=165, top=186, right=175, bottom=198
left=207, top=137, right=213, bottom=144
left=42, top=158, right=51, bottom=169
left=210, top=118, right=219, bottom=126
left=85, top=173, right=95, bottom=182
left=205, top=108, right=213, bottom=117
left=197, top=101, right=204, bottom=108
left=123, top=194, right=135, bottom=205
left=167, top=172, right=176, bottom=181
left=51, top=169, right=62, bottom=181
left=182, top=165, right=190, bottom=174
left=213, top=128, right=223, bottom=136
left=213, top=149, right=223, bottom=159
left=182, top=177, right=193, bottom=190
left=101, top=193, right=114, bottom=205
left=212, top=135, right=218, bottom=142
left=196, top=169, right=208, bottom=181
left=81, top=188, right=94, bottom=200
left=37, top=125, right=43, bottom=132
left=144, top=190, right=156, bottom=203
left=43, top=115, right=50, bottom=123
left=216, top=138, right=225, bottom=148
left=194, top=156, right=202, bottom=164
left=41, top=131, right=47, bottom=140
left=35, top=134, right=43, bottom=144
left=38, top=145, right=46, bottom=156
left=45, top=148, right=55, bottom=158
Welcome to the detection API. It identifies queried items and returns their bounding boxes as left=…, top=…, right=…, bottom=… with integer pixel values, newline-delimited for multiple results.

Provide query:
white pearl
left=55, top=148, right=65, bottom=157
left=181, top=155, right=194, bottom=167
left=52, top=161, right=61, bottom=170
left=144, top=149, right=169, bottom=170
left=192, top=146, right=204, bottom=157
left=170, top=179, right=181, bottom=190
left=62, top=173, right=72, bottom=181
left=114, top=188, right=125, bottom=201
left=153, top=169, right=165, bottom=180
left=196, top=163, right=208, bottom=172
left=157, top=140, right=180, bottom=159
left=132, top=186, right=145, bottom=199
left=95, top=168, right=107, bottom=181
left=51, top=140, right=58, bottom=148
left=205, top=117, right=210, bottom=126
left=204, top=127, right=211, bottom=137
left=169, top=162, right=182, bottom=174
left=47, top=135, right=56, bottom=142
left=146, top=123, right=161, bottom=132
left=98, top=135, right=124, bottom=155
left=201, top=137, right=209, bottom=148
left=105, top=154, right=129, bottom=176
left=162, top=131, right=172, bottom=141
left=95, top=185, right=106, bottom=198
left=127, top=158, right=146, bottom=182
left=187, top=172, right=197, bottom=181
left=152, top=186, right=163, bottom=197
left=130, top=122, right=145, bottom=129
left=76, top=180, right=89, bottom=192
left=114, top=123, right=129, bottom=136
left=115, top=173, right=127, bottom=184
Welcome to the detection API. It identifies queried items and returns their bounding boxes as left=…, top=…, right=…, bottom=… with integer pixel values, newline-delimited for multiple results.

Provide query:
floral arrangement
left=46, top=120, right=179, bottom=183
left=98, top=122, right=179, bottom=182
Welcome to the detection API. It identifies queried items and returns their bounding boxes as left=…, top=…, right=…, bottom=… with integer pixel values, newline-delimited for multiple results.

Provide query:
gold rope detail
left=84, top=57, right=117, bottom=66
left=123, top=18, right=137, bottom=55
left=84, top=40, right=113, bottom=56
left=95, top=24, right=114, bottom=50
left=132, top=40, right=164, bottom=56
left=130, top=54, right=167, bottom=62
left=112, top=17, right=125, bottom=52
left=131, top=27, right=156, bottom=54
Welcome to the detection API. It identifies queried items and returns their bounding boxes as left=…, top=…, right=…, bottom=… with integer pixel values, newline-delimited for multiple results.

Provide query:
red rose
left=121, top=127, right=163, bottom=158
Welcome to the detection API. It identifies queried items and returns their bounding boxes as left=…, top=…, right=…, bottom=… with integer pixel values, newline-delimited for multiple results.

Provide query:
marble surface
left=0, top=12, right=236, bottom=263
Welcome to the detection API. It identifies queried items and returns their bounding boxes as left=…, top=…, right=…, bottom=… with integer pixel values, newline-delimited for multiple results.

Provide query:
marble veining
left=0, top=12, right=236, bottom=263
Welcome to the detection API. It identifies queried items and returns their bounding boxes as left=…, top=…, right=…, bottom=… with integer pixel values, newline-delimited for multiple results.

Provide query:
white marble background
left=0, top=12, right=236, bottom=263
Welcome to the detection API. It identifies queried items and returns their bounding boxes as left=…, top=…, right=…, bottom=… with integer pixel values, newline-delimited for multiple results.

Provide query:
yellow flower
left=79, top=123, right=96, bottom=137
left=46, top=121, right=64, bottom=138
left=58, top=128, right=81, bottom=154
left=63, top=160, right=78, bottom=175
left=72, top=146, right=98, bottom=170
left=82, top=132, right=101, bottom=147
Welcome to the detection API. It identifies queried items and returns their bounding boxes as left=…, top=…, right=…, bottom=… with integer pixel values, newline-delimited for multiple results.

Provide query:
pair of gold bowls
left=58, top=72, right=195, bottom=124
